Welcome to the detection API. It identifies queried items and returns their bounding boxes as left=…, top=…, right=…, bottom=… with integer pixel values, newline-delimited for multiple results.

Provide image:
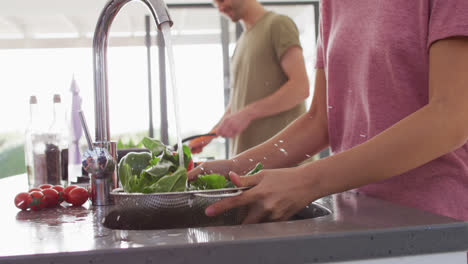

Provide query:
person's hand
left=187, top=159, right=235, bottom=181
left=204, top=167, right=317, bottom=224
left=188, top=134, right=216, bottom=154
left=216, top=109, right=254, bottom=138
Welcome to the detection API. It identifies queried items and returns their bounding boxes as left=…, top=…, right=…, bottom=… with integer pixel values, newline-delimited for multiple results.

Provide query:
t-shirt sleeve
left=315, top=22, right=324, bottom=69
left=427, top=0, right=468, bottom=49
left=271, top=15, right=302, bottom=62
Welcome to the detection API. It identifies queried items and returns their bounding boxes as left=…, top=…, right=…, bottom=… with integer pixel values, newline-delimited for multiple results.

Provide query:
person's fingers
left=242, top=204, right=270, bottom=224
left=205, top=192, right=252, bottom=217
left=229, top=171, right=264, bottom=187
left=191, top=147, right=203, bottom=154
left=187, top=166, right=204, bottom=180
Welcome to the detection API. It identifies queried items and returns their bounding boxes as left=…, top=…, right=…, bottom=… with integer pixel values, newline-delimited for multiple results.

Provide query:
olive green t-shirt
left=229, top=12, right=306, bottom=156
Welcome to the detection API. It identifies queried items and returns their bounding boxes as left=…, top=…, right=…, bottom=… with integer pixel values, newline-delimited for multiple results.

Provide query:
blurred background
left=0, top=0, right=319, bottom=179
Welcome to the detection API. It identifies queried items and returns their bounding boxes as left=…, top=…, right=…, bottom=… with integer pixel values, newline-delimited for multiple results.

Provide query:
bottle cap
left=29, top=95, right=37, bottom=104
left=53, top=94, right=61, bottom=103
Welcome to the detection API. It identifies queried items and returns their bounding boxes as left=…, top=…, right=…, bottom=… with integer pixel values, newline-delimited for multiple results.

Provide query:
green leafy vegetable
left=144, top=166, right=187, bottom=193
left=246, top=162, right=263, bottom=175
left=189, top=173, right=227, bottom=190
left=118, top=137, right=263, bottom=193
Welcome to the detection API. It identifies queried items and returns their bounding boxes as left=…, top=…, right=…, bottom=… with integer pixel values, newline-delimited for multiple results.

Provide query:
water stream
left=161, top=23, right=184, bottom=169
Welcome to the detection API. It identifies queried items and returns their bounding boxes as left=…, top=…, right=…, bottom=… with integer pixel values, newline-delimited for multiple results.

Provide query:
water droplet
left=279, top=148, right=288, bottom=156
left=233, top=159, right=237, bottom=163
left=249, top=159, right=254, bottom=162
left=278, top=140, right=284, bottom=143
left=274, top=144, right=278, bottom=147
left=116, top=215, right=120, bottom=221
left=305, top=154, right=311, bottom=158
left=264, top=157, right=268, bottom=160
left=328, top=106, right=334, bottom=109
left=200, top=167, right=205, bottom=171
left=360, top=134, right=366, bottom=138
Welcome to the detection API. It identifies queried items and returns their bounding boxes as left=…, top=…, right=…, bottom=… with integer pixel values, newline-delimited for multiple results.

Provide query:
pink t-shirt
left=316, top=0, right=468, bottom=220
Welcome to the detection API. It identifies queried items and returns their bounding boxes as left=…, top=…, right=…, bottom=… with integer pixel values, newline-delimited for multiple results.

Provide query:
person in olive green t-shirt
left=190, top=0, right=309, bottom=157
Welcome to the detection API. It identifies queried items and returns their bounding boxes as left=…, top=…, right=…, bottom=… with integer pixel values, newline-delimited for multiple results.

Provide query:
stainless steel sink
left=103, top=202, right=331, bottom=230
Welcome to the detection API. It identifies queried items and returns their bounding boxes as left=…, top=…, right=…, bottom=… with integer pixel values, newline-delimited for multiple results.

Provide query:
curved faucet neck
left=92, top=0, right=172, bottom=142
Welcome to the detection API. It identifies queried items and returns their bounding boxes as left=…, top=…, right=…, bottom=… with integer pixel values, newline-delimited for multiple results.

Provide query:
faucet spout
left=93, top=0, right=172, bottom=143
left=89, top=0, right=173, bottom=205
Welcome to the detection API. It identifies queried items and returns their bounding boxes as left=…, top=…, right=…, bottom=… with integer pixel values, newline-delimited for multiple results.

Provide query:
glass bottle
left=47, top=94, right=69, bottom=186
left=25, top=95, right=40, bottom=188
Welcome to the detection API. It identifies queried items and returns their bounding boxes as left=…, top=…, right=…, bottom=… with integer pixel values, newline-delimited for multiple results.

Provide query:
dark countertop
left=1, top=174, right=467, bottom=264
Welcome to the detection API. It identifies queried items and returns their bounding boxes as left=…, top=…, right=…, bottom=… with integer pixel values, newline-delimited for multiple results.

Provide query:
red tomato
left=27, top=191, right=47, bottom=211
left=63, top=185, right=78, bottom=203
left=14, top=192, right=29, bottom=210
left=28, top=188, right=42, bottom=193
left=42, top=188, right=59, bottom=208
left=68, top=187, right=89, bottom=206
left=187, top=158, right=194, bottom=171
left=39, top=184, right=53, bottom=190
left=52, top=185, right=65, bottom=204
left=172, top=151, right=193, bottom=171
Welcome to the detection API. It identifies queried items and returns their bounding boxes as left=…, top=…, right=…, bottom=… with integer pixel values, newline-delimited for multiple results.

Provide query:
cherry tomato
left=63, top=185, right=78, bottom=203
left=172, top=151, right=193, bottom=171
left=42, top=188, right=59, bottom=208
left=52, top=185, right=65, bottom=204
left=39, top=184, right=53, bottom=190
left=187, top=158, right=194, bottom=171
left=14, top=192, right=29, bottom=210
left=27, top=191, right=47, bottom=211
left=68, top=187, right=89, bottom=206
left=28, top=188, right=42, bottom=193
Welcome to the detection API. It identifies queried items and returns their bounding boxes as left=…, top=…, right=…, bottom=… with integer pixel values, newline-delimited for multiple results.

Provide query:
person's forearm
left=304, top=102, right=468, bottom=200
left=232, top=102, right=328, bottom=173
left=231, top=69, right=327, bottom=173
left=243, top=79, right=309, bottom=121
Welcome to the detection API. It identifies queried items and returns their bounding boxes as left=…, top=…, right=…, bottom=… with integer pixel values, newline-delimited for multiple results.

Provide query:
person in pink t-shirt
left=188, top=0, right=468, bottom=223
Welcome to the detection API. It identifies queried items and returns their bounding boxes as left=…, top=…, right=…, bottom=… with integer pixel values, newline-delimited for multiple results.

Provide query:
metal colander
left=106, top=187, right=249, bottom=230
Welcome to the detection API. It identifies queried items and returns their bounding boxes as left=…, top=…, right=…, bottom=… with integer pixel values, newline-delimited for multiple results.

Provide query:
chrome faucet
left=83, top=0, right=173, bottom=206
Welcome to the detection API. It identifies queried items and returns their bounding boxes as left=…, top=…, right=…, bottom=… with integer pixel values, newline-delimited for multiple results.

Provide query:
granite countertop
left=1, top=174, right=467, bottom=264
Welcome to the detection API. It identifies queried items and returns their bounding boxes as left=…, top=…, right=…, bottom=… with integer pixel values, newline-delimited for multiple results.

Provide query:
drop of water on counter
left=263, top=157, right=268, bottom=160
left=278, top=140, right=284, bottom=143
left=305, top=154, right=311, bottom=158
left=116, top=215, right=120, bottom=222
left=279, top=148, right=288, bottom=156
left=233, top=159, right=237, bottom=163
left=249, top=159, right=253, bottom=162
left=274, top=144, right=278, bottom=147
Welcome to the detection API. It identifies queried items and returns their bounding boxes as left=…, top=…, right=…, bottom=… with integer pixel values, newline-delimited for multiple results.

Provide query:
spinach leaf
left=189, top=173, right=226, bottom=190
left=246, top=162, right=263, bottom=176
left=141, top=137, right=166, bottom=158
left=145, top=167, right=187, bottom=193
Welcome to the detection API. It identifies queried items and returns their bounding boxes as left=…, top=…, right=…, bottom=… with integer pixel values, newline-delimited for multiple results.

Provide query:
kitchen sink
left=103, top=202, right=331, bottom=230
